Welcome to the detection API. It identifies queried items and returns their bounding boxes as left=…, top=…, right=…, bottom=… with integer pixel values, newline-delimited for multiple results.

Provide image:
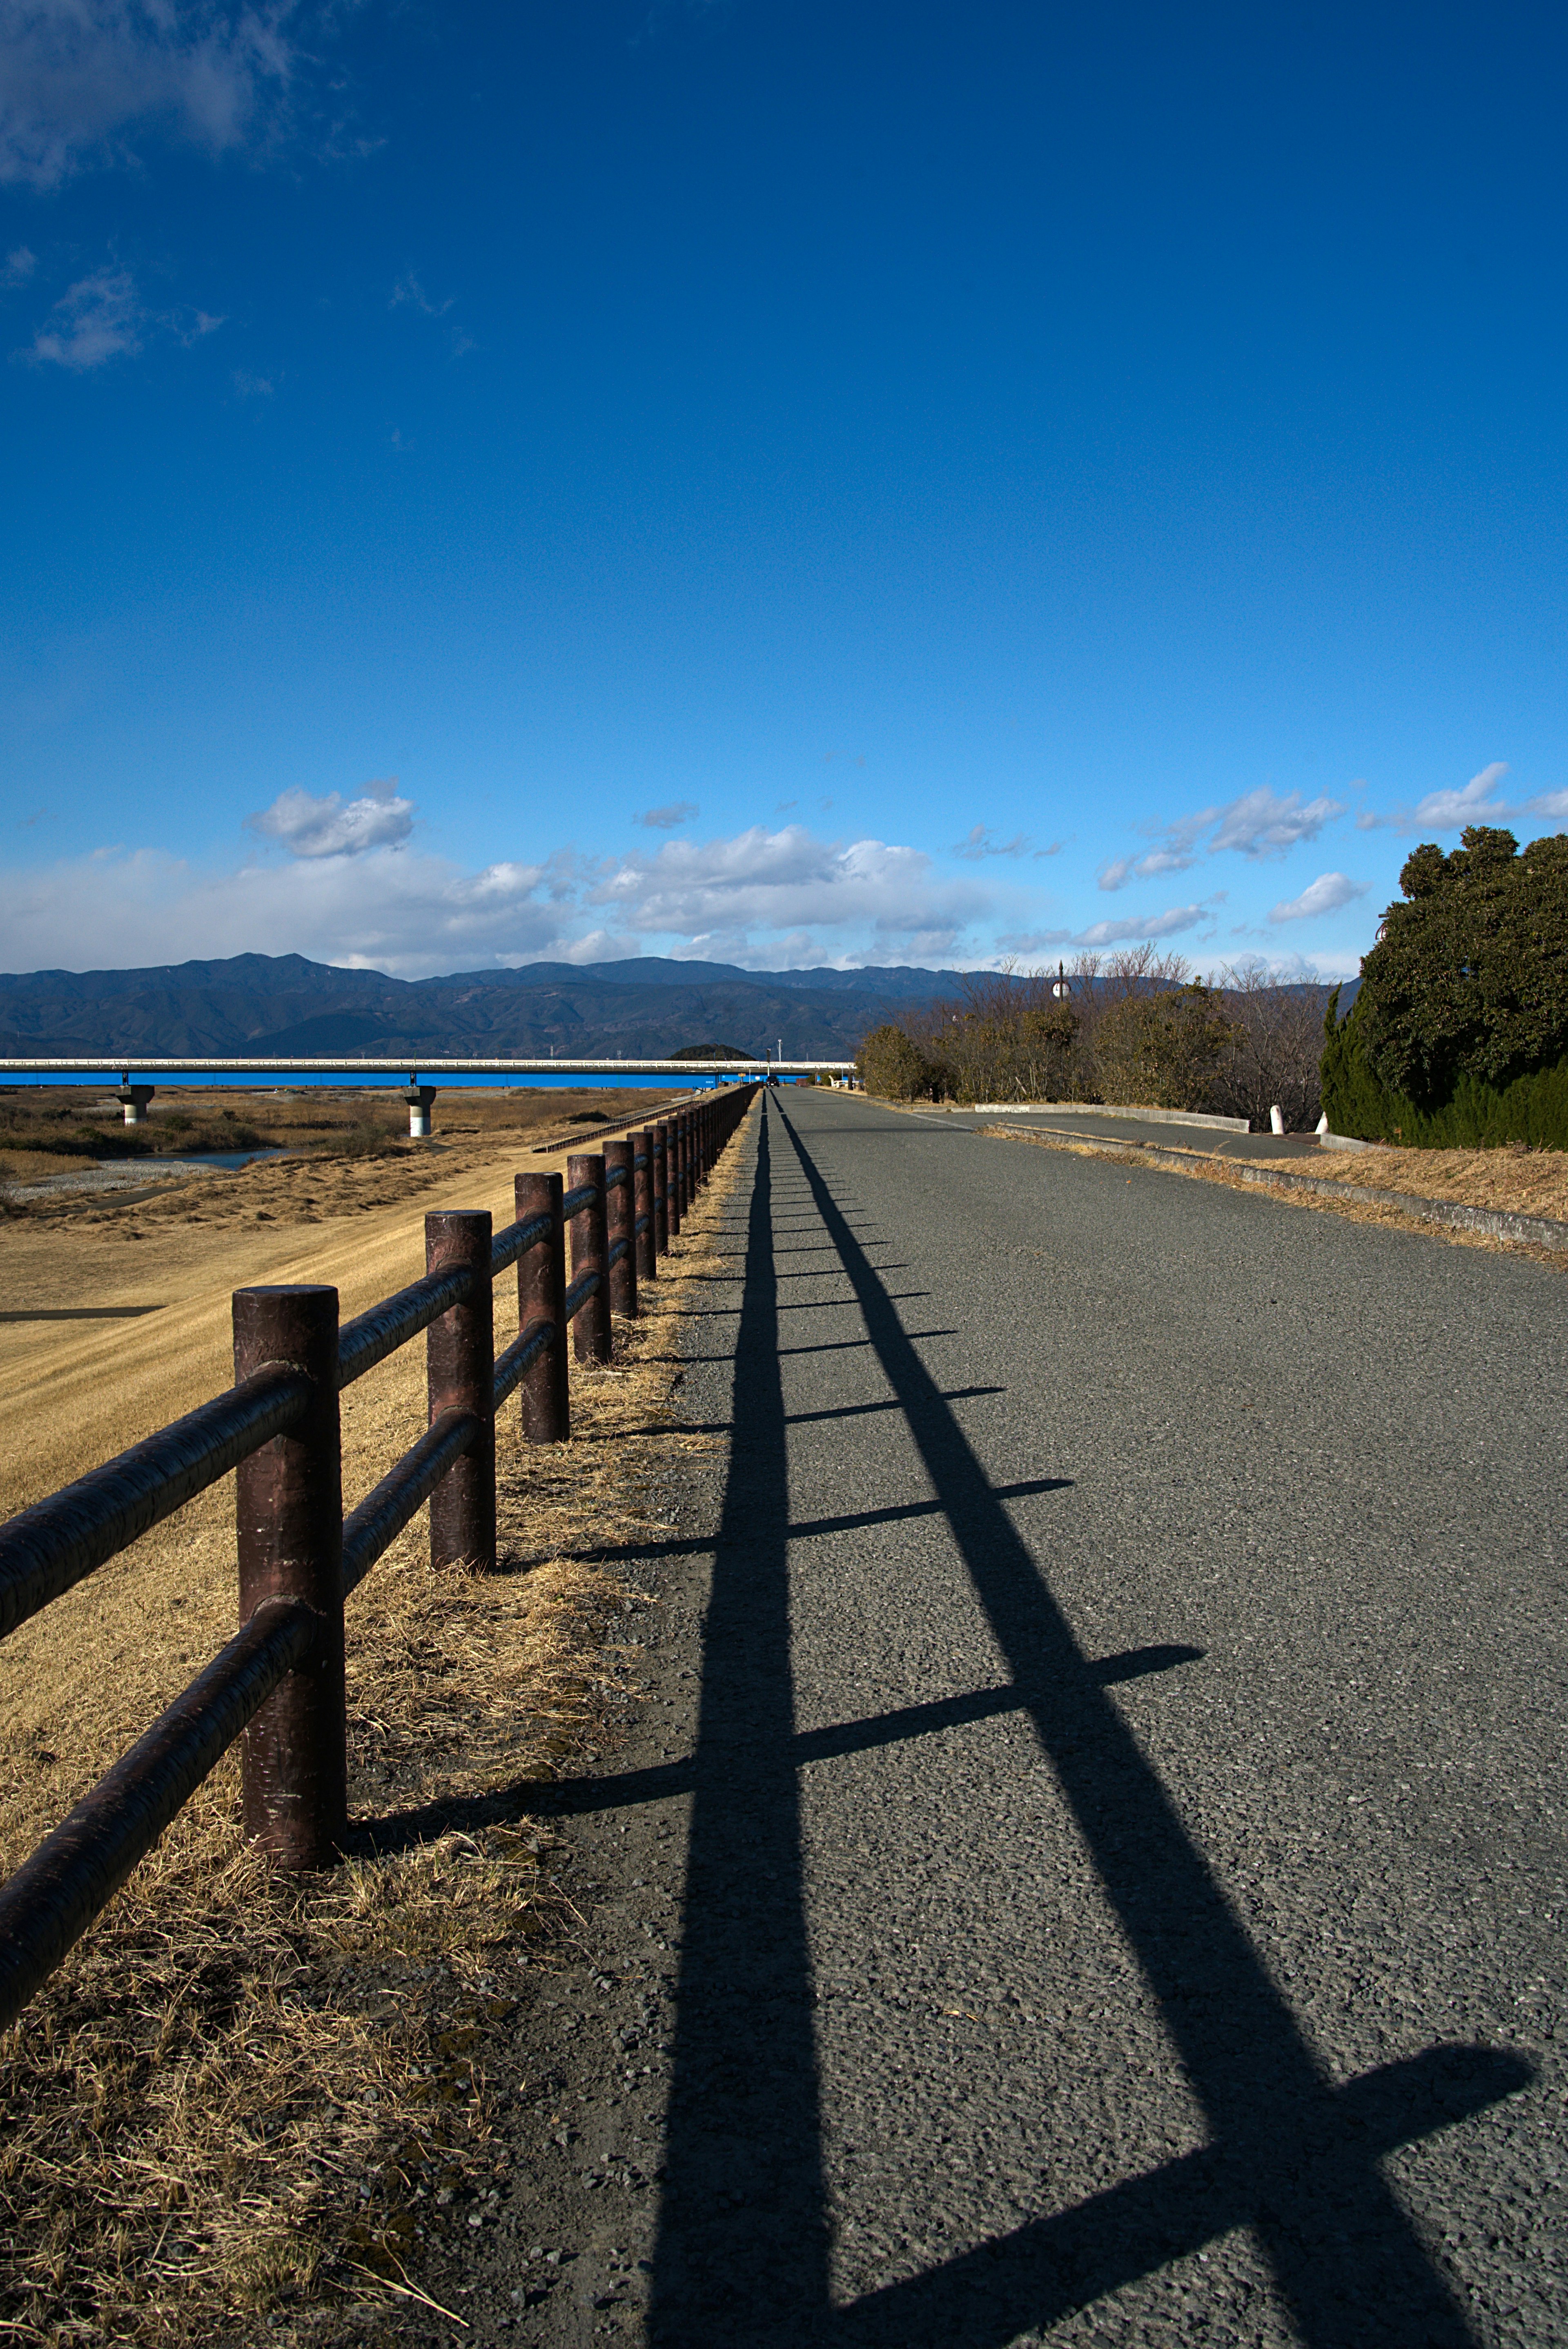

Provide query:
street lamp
left=1051, top=961, right=1073, bottom=1001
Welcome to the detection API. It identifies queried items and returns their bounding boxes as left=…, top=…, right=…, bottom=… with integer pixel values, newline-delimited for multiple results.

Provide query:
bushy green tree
left=1321, top=825, right=1568, bottom=1146
left=856, top=1023, right=938, bottom=1099
left=1353, top=826, right=1568, bottom=1104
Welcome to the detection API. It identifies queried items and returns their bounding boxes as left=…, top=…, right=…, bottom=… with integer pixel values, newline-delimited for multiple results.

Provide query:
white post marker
left=1270, top=1104, right=1285, bottom=1135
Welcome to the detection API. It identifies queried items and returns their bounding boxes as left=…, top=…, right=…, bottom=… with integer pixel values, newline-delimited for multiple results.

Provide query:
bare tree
left=1206, top=962, right=1328, bottom=1131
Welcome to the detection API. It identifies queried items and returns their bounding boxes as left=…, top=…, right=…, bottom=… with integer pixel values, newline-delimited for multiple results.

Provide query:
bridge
left=0, top=1054, right=857, bottom=1134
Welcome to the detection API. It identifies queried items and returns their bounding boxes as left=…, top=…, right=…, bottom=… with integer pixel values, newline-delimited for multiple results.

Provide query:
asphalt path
left=908, top=1102, right=1330, bottom=1159
left=499, top=1085, right=1565, bottom=2349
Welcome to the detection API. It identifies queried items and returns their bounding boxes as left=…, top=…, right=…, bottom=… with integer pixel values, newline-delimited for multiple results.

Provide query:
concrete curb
left=982, top=1122, right=1568, bottom=1256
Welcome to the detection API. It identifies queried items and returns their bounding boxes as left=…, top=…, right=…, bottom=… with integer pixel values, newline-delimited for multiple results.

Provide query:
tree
left=1353, top=826, right=1568, bottom=1105
left=856, top=1024, right=938, bottom=1100
left=1206, top=961, right=1327, bottom=1131
left=1091, top=981, right=1237, bottom=1110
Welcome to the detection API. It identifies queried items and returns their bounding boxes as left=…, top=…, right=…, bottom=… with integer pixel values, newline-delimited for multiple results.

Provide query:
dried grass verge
left=0, top=1146, right=746, bottom=2346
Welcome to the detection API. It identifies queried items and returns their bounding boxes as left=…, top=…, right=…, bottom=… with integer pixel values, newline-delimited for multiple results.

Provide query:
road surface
left=486, top=1084, right=1565, bottom=2348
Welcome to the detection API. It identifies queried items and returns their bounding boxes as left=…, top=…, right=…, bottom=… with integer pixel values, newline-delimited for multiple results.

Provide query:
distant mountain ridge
left=0, top=952, right=966, bottom=1062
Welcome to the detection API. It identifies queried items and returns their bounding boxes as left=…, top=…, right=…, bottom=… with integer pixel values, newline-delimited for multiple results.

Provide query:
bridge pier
left=403, top=1083, right=438, bottom=1139
left=116, top=1083, right=155, bottom=1127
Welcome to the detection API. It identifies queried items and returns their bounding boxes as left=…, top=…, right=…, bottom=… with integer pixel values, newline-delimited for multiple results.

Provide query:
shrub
left=1091, top=982, right=1236, bottom=1110
left=856, top=1024, right=939, bottom=1100
left=1322, top=990, right=1568, bottom=1146
left=1355, top=825, right=1568, bottom=1104
left=1321, top=824, right=1568, bottom=1146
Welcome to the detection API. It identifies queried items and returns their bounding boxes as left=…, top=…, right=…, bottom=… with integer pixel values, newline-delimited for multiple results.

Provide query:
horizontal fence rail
left=0, top=1085, right=758, bottom=2030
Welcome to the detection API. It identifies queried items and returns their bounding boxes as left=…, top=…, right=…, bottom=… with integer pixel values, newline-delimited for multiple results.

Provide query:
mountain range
left=0, top=954, right=965, bottom=1063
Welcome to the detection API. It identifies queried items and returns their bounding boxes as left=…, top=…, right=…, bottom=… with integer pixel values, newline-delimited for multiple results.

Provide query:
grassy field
left=0, top=1088, right=737, bottom=2345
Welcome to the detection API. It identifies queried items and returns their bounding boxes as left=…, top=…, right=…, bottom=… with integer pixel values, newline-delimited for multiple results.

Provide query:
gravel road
left=474, top=1086, right=1564, bottom=2349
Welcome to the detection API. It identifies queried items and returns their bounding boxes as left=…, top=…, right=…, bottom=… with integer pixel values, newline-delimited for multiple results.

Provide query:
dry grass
left=1268, top=1140, right=1568, bottom=1223
left=0, top=1129, right=746, bottom=2345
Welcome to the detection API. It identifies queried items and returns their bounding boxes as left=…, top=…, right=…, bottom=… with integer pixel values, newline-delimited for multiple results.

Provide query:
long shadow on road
left=646, top=1093, right=1530, bottom=2346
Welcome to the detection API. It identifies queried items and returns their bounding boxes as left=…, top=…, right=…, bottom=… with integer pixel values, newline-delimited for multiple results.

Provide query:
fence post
left=567, top=1152, right=612, bottom=1363
left=677, top=1111, right=691, bottom=1218
left=604, top=1137, right=638, bottom=1319
left=633, top=1130, right=656, bottom=1283
left=653, top=1123, right=670, bottom=1254
left=515, top=1170, right=569, bottom=1442
left=233, top=1284, right=346, bottom=1870
left=664, top=1121, right=682, bottom=1239
left=425, top=1210, right=496, bottom=1571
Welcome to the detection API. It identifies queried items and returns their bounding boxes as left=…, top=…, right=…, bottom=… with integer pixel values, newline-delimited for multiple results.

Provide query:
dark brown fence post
left=234, top=1284, right=346, bottom=1870
left=633, top=1129, right=656, bottom=1282
left=568, top=1152, right=612, bottom=1363
left=653, top=1123, right=670, bottom=1253
left=664, top=1121, right=682, bottom=1239
left=677, top=1111, right=691, bottom=1218
left=604, top=1137, right=637, bottom=1319
left=515, top=1170, right=568, bottom=1442
left=425, top=1210, right=496, bottom=1571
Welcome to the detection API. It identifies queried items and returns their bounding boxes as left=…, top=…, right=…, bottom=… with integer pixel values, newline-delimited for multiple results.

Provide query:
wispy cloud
left=999, top=897, right=1221, bottom=956
left=1099, top=785, right=1345, bottom=890
left=952, top=825, right=1058, bottom=862
left=19, top=263, right=222, bottom=368
left=1361, top=762, right=1568, bottom=834
left=1, top=245, right=36, bottom=287
left=390, top=271, right=453, bottom=317
left=0, top=0, right=303, bottom=189
left=246, top=780, right=415, bottom=859
left=635, top=801, right=698, bottom=830
left=22, top=264, right=141, bottom=367
left=1269, top=871, right=1368, bottom=923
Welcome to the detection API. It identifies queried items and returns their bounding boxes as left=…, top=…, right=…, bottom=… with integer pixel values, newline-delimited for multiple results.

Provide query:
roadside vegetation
left=856, top=949, right=1328, bottom=1129
left=857, top=823, right=1568, bottom=1156
left=1323, top=825, right=1568, bottom=1147
left=0, top=1140, right=739, bottom=2345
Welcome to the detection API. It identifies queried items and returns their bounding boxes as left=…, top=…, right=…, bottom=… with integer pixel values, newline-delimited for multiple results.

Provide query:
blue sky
left=2, top=0, right=1566, bottom=981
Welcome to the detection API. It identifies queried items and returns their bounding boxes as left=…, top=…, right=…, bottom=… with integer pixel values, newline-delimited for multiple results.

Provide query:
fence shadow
left=640, top=1091, right=1530, bottom=2347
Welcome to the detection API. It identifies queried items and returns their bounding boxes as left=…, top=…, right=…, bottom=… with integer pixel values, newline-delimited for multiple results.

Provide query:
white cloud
left=0, top=842, right=575, bottom=977
left=0, top=0, right=301, bottom=188
left=1, top=244, right=36, bottom=286
left=635, top=800, right=698, bottom=830
left=1268, top=871, right=1368, bottom=923
left=586, top=824, right=991, bottom=963
left=1408, top=762, right=1512, bottom=830
left=1209, top=786, right=1344, bottom=856
left=0, top=816, right=1002, bottom=977
left=246, top=781, right=415, bottom=859
left=1524, top=788, right=1568, bottom=822
left=1075, top=901, right=1211, bottom=949
left=1100, top=785, right=1345, bottom=889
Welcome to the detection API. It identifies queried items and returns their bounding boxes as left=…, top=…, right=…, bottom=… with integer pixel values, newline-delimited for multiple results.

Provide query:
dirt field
left=0, top=1088, right=693, bottom=1878
left=0, top=1089, right=746, bottom=2345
